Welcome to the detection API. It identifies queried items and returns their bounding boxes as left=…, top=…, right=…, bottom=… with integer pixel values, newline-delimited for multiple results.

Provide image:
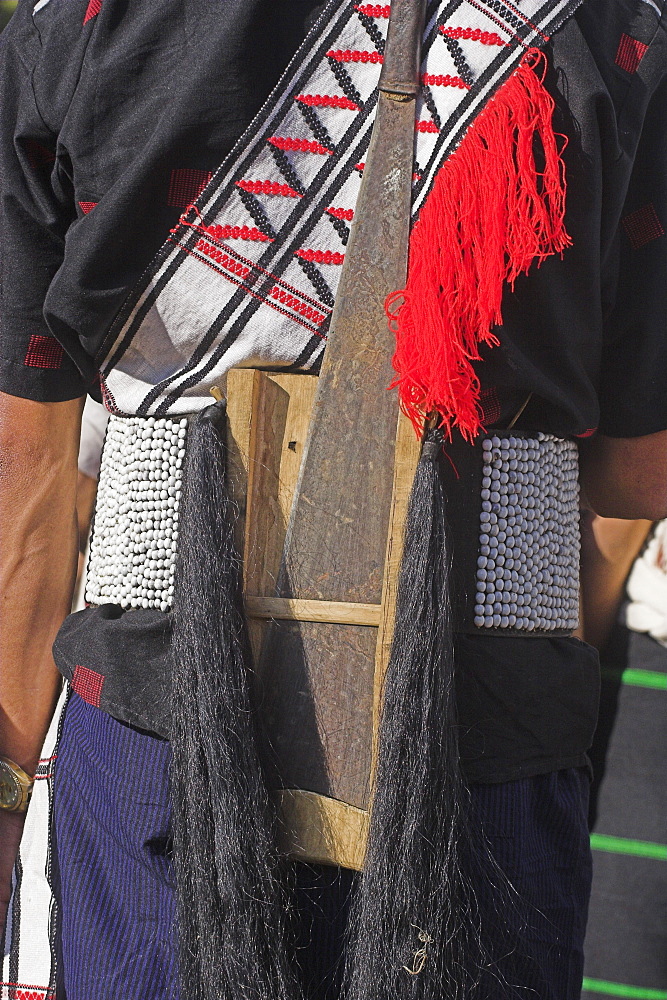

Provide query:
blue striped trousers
left=53, top=692, right=592, bottom=999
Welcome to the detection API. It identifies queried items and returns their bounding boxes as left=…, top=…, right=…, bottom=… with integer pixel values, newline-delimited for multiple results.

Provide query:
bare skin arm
left=580, top=430, right=667, bottom=521
left=579, top=513, right=653, bottom=651
left=0, top=392, right=83, bottom=932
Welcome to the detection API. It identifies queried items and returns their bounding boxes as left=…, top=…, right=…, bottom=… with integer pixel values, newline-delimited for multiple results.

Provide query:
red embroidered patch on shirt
left=479, top=387, right=501, bottom=426
left=83, top=0, right=102, bottom=24
left=622, top=203, right=664, bottom=249
left=167, top=169, right=213, bottom=209
left=615, top=33, right=648, bottom=73
left=72, top=665, right=104, bottom=708
left=24, top=335, right=64, bottom=369
left=78, top=201, right=97, bottom=215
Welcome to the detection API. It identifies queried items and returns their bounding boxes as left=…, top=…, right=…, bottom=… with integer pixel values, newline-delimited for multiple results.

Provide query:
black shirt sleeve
left=599, top=26, right=667, bottom=438
left=0, top=0, right=86, bottom=401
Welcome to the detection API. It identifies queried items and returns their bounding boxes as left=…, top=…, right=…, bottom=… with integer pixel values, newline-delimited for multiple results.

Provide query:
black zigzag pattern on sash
left=296, top=257, right=336, bottom=307
left=327, top=212, right=351, bottom=245
left=297, top=103, right=336, bottom=153
left=326, top=55, right=363, bottom=107
left=441, top=34, right=475, bottom=87
left=236, top=187, right=278, bottom=239
left=422, top=85, right=443, bottom=131
left=268, top=144, right=307, bottom=196
left=478, top=0, right=526, bottom=31
left=282, top=335, right=327, bottom=372
left=151, top=124, right=375, bottom=415
left=355, top=9, right=387, bottom=53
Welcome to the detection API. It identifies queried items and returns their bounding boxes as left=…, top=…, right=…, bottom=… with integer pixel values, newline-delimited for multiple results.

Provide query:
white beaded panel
left=474, top=434, right=580, bottom=632
left=85, top=415, right=189, bottom=612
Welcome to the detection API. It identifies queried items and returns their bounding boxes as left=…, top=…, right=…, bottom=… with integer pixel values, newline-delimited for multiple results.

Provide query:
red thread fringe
left=390, top=50, right=570, bottom=440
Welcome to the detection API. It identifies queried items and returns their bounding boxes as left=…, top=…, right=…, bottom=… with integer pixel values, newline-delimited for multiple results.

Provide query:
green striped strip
left=582, top=977, right=667, bottom=999
left=600, top=667, right=667, bottom=690
left=590, top=833, right=667, bottom=860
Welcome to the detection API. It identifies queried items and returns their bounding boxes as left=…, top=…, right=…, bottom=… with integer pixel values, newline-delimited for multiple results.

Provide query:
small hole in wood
left=288, top=441, right=298, bottom=452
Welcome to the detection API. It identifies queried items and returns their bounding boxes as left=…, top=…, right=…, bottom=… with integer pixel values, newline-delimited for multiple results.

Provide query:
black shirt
left=1, top=0, right=667, bottom=783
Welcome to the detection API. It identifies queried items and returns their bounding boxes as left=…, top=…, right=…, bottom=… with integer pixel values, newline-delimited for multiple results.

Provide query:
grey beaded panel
left=474, top=433, right=579, bottom=632
left=85, top=415, right=189, bottom=612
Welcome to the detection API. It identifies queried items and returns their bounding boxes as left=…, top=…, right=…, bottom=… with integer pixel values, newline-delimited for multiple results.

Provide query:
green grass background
left=0, top=1, right=17, bottom=32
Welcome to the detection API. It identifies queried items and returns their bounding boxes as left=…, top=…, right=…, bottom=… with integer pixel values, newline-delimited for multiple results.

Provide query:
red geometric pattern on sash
left=422, top=72, right=469, bottom=89
left=416, top=120, right=440, bottom=133
left=326, top=49, right=383, bottom=64
left=236, top=179, right=302, bottom=198
left=24, top=335, right=63, bottom=369
left=83, top=0, right=102, bottom=24
left=615, top=33, right=648, bottom=73
left=622, top=203, right=664, bottom=249
left=167, top=169, right=213, bottom=209
left=441, top=25, right=507, bottom=46
left=296, top=249, right=345, bottom=265
left=0, top=985, right=55, bottom=1000
left=268, top=137, right=333, bottom=155
left=354, top=4, right=390, bottom=16
left=295, top=94, right=360, bottom=110
left=72, top=665, right=104, bottom=708
left=204, top=223, right=272, bottom=242
left=327, top=207, right=354, bottom=221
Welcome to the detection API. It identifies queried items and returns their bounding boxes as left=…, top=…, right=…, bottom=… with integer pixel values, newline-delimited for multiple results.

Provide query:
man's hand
left=0, top=392, right=83, bottom=934
left=580, top=430, right=667, bottom=520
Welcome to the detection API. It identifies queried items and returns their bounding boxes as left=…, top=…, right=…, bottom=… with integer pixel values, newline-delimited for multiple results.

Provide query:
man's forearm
left=579, top=513, right=652, bottom=650
left=0, top=395, right=83, bottom=773
left=580, top=431, right=667, bottom=520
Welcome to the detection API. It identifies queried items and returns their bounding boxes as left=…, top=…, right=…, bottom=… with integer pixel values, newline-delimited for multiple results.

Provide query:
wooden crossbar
left=244, top=596, right=381, bottom=627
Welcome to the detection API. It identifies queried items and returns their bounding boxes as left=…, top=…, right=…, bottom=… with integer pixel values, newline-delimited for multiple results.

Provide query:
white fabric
left=1, top=685, right=68, bottom=999
left=624, top=521, right=667, bottom=646
left=77, top=397, right=109, bottom=481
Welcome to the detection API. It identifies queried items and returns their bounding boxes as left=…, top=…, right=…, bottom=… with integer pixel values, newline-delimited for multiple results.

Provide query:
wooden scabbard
left=234, top=0, right=428, bottom=869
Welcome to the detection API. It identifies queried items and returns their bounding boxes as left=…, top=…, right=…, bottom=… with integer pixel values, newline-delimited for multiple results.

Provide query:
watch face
left=0, top=761, right=21, bottom=810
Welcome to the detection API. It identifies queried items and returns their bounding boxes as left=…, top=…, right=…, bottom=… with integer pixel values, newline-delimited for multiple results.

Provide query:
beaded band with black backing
left=87, top=419, right=580, bottom=635
left=442, top=430, right=580, bottom=636
left=85, top=415, right=189, bottom=611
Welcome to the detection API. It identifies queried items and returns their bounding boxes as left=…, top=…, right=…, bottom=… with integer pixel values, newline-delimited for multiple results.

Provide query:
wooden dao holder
left=226, top=0, right=427, bottom=871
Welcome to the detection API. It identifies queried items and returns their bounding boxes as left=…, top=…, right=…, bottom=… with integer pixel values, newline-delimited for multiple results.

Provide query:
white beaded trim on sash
left=85, top=415, right=188, bottom=612
left=473, top=433, right=580, bottom=631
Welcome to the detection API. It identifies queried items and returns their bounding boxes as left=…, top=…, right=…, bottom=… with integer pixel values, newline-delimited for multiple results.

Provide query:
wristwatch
left=0, top=756, right=34, bottom=813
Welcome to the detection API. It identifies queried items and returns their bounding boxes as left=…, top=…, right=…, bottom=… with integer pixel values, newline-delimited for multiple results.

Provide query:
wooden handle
left=379, top=0, right=428, bottom=96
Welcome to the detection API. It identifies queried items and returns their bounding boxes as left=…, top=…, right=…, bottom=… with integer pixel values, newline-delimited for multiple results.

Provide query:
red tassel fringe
left=389, top=49, right=570, bottom=440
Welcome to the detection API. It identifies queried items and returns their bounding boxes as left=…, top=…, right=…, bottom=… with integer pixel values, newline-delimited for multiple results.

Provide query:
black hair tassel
left=170, top=397, right=302, bottom=1000
left=343, top=426, right=489, bottom=1000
